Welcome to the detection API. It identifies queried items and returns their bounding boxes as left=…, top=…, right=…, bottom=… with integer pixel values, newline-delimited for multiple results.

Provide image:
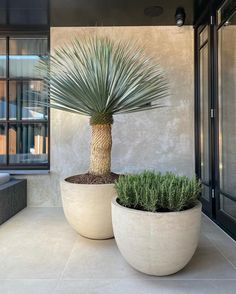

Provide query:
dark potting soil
left=65, top=172, right=120, bottom=184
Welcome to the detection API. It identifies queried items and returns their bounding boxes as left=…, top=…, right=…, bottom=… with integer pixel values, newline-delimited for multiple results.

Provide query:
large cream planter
left=61, top=180, right=116, bottom=239
left=112, top=198, right=202, bottom=276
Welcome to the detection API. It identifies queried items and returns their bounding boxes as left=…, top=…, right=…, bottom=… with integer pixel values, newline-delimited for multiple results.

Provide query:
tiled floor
left=0, top=208, right=235, bottom=294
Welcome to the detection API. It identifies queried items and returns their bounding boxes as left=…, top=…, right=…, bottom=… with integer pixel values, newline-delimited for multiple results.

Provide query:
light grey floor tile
left=0, top=279, right=57, bottom=294
left=201, top=216, right=236, bottom=268
left=0, top=208, right=236, bottom=294
left=62, top=237, right=147, bottom=280
left=62, top=233, right=235, bottom=281
left=206, top=235, right=236, bottom=269
left=0, top=208, right=77, bottom=279
left=63, top=231, right=236, bottom=281
left=54, top=279, right=236, bottom=294
left=168, top=242, right=236, bottom=279
left=207, top=280, right=236, bottom=294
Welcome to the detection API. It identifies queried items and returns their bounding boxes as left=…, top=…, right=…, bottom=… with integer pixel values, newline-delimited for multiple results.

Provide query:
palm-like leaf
left=40, top=36, right=168, bottom=120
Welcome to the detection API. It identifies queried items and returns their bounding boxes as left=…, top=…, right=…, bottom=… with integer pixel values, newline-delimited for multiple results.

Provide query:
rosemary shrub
left=115, top=171, right=201, bottom=212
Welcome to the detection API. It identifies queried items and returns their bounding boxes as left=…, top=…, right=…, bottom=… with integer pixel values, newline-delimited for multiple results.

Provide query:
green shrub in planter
left=115, top=171, right=201, bottom=212
left=112, top=171, right=202, bottom=276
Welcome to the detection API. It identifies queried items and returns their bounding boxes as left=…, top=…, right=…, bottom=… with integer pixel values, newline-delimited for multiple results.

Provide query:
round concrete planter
left=112, top=197, right=202, bottom=276
left=61, top=179, right=116, bottom=239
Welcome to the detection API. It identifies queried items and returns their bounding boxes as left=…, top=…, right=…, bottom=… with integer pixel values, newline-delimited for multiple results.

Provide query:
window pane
left=201, top=184, right=210, bottom=201
left=217, top=0, right=236, bottom=25
left=0, top=38, right=6, bottom=78
left=9, top=123, right=48, bottom=164
left=200, top=44, right=209, bottom=183
left=9, top=80, right=48, bottom=120
left=0, top=81, right=6, bottom=120
left=218, top=12, right=236, bottom=196
left=0, top=124, right=6, bottom=164
left=220, top=194, right=236, bottom=220
left=10, top=38, right=48, bottom=55
left=200, top=26, right=208, bottom=46
left=9, top=37, right=48, bottom=78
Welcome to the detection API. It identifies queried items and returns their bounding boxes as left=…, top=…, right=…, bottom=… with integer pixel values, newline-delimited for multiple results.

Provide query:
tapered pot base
left=61, top=179, right=116, bottom=239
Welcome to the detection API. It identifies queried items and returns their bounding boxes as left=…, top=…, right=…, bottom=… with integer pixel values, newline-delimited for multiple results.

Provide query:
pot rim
left=62, top=178, right=115, bottom=187
left=112, top=197, right=202, bottom=216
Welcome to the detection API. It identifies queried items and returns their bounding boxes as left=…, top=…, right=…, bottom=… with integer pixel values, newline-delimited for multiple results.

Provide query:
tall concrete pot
left=112, top=197, right=202, bottom=276
left=61, top=180, right=116, bottom=239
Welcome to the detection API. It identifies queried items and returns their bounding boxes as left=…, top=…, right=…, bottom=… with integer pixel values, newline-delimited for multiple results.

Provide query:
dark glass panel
left=0, top=81, right=6, bottom=120
left=217, top=0, right=236, bottom=25
left=201, top=184, right=210, bottom=201
left=9, top=37, right=48, bottom=78
left=9, top=80, right=48, bottom=120
left=200, top=43, right=209, bottom=183
left=200, top=26, right=208, bottom=46
left=0, top=123, right=6, bottom=164
left=218, top=12, right=236, bottom=197
left=220, top=194, right=236, bottom=220
left=0, top=38, right=6, bottom=78
left=9, top=123, right=48, bottom=164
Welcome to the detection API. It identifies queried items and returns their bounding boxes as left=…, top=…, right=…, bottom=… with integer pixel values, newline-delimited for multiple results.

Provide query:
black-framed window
left=0, top=34, right=49, bottom=170
left=217, top=5, right=236, bottom=223
left=195, top=0, right=236, bottom=239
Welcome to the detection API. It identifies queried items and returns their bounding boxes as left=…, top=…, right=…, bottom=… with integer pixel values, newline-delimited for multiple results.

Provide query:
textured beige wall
left=25, top=26, right=194, bottom=207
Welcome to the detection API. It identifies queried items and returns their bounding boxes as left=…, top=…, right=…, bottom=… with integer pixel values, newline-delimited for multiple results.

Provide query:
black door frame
left=194, top=0, right=236, bottom=240
left=195, top=20, right=213, bottom=217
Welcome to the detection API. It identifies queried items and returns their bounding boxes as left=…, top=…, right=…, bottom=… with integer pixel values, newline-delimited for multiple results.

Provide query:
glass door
left=196, top=0, right=236, bottom=239
left=197, top=22, right=213, bottom=216
left=216, top=5, right=236, bottom=237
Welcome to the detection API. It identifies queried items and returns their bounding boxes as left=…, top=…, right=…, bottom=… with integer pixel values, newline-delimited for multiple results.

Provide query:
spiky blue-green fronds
left=40, top=36, right=168, bottom=123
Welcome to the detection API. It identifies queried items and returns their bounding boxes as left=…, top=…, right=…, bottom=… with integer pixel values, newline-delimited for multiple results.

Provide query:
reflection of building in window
left=0, top=126, right=6, bottom=155
left=0, top=36, right=49, bottom=169
left=0, top=81, right=6, bottom=119
left=9, top=128, right=16, bottom=154
left=8, top=124, right=48, bottom=164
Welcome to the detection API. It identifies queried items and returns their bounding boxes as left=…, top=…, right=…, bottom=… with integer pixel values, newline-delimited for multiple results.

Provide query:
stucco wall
left=25, top=26, right=194, bottom=207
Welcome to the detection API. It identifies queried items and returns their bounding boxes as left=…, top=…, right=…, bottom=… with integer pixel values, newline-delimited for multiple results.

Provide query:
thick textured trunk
left=89, top=124, right=112, bottom=175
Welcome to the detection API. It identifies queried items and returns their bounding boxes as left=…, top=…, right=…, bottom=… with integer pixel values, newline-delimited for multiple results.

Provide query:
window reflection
left=0, top=81, right=6, bottom=120
left=200, top=43, right=209, bottom=184
left=9, top=123, right=48, bottom=164
left=220, top=195, right=236, bottom=220
left=200, top=26, right=208, bottom=46
left=9, top=81, right=48, bottom=120
left=218, top=12, right=236, bottom=197
left=0, top=38, right=6, bottom=78
left=0, top=124, right=6, bottom=164
left=9, top=38, right=47, bottom=78
left=0, top=35, right=49, bottom=168
left=217, top=0, right=236, bottom=25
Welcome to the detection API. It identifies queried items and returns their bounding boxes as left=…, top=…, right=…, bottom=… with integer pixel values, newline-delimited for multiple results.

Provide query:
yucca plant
left=40, top=36, right=168, bottom=177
